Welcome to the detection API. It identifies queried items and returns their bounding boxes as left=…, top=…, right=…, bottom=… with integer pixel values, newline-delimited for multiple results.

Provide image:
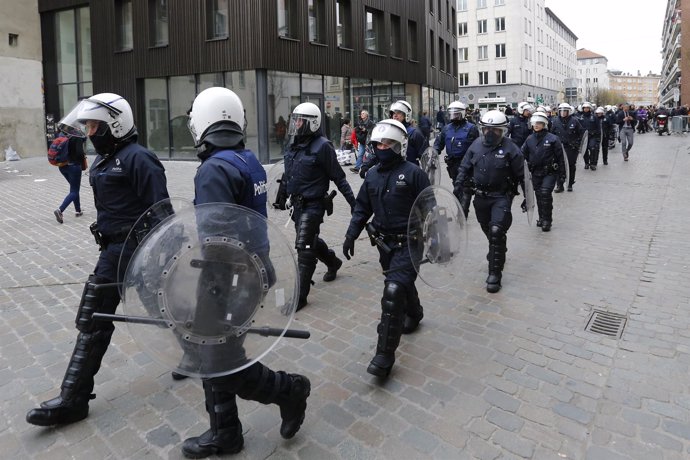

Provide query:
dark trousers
left=473, top=195, right=513, bottom=238
left=59, top=163, right=83, bottom=213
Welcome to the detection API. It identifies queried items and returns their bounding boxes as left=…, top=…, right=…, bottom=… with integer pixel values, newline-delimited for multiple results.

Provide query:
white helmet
left=595, top=107, right=605, bottom=115
left=447, top=101, right=467, bottom=121
left=370, top=119, right=408, bottom=159
left=582, top=102, right=593, bottom=111
left=478, top=110, right=509, bottom=146
left=517, top=102, right=528, bottom=113
left=288, top=102, right=322, bottom=137
left=59, top=93, right=135, bottom=139
left=188, top=87, right=245, bottom=145
left=522, top=104, right=535, bottom=116
left=557, top=103, right=572, bottom=116
left=543, top=105, right=552, bottom=113
left=536, top=106, right=546, bottom=113
left=389, top=100, right=413, bottom=122
left=530, top=112, right=549, bottom=128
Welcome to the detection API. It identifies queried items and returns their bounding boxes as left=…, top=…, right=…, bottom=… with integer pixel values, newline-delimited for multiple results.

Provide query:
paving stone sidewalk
left=1, top=132, right=690, bottom=459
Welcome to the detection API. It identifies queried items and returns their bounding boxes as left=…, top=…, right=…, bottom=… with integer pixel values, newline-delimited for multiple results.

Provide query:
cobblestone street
left=2, top=132, right=690, bottom=459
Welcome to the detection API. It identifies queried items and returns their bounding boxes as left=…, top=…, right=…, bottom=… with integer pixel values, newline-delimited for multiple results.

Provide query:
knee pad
left=295, top=213, right=321, bottom=251
left=381, top=281, right=407, bottom=314
left=489, top=225, right=505, bottom=244
left=75, top=275, right=120, bottom=333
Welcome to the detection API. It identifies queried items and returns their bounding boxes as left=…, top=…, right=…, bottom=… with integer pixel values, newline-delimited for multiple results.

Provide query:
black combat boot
left=322, top=250, right=342, bottom=282
left=486, top=227, right=506, bottom=294
left=182, top=381, right=244, bottom=458
left=276, top=374, right=311, bottom=439
left=554, top=183, right=564, bottom=193
left=367, top=282, right=404, bottom=377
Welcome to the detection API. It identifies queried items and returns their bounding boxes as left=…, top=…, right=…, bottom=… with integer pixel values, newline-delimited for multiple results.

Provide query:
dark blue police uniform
left=549, top=114, right=583, bottom=190
left=284, top=133, right=356, bottom=307
left=579, top=111, right=601, bottom=168
left=521, top=131, right=565, bottom=230
left=507, top=115, right=532, bottom=148
left=433, top=119, right=479, bottom=181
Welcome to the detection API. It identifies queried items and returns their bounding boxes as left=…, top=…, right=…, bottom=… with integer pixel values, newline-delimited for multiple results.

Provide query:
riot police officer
left=550, top=103, right=583, bottom=192
left=507, top=102, right=534, bottom=148
left=596, top=107, right=612, bottom=166
left=360, top=100, right=427, bottom=177
left=579, top=102, right=601, bottom=170
left=453, top=110, right=524, bottom=293
left=343, top=119, right=430, bottom=378
left=179, top=87, right=310, bottom=458
left=433, top=101, right=479, bottom=182
left=26, top=93, right=170, bottom=426
left=521, top=112, right=566, bottom=232
left=283, top=102, right=356, bottom=310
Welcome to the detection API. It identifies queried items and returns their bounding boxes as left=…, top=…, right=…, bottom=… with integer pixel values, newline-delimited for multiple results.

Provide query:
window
left=336, top=0, right=352, bottom=48
left=149, top=0, right=168, bottom=47
left=55, top=7, right=92, bottom=118
left=478, top=19, right=487, bottom=34
left=439, top=37, right=446, bottom=70
left=458, top=0, right=467, bottom=11
left=430, top=30, right=435, bottom=67
left=459, top=73, right=469, bottom=86
left=365, top=8, right=384, bottom=54
left=495, top=43, right=505, bottom=58
left=496, top=70, right=506, bottom=84
left=206, top=0, right=228, bottom=39
left=8, top=33, right=18, bottom=47
left=478, top=71, right=489, bottom=85
left=459, top=47, right=468, bottom=61
left=450, top=8, right=456, bottom=33
left=495, top=17, right=505, bottom=32
left=115, top=0, right=133, bottom=50
left=478, top=45, right=488, bottom=60
left=495, top=0, right=505, bottom=4
left=390, top=14, right=401, bottom=57
left=277, top=0, right=298, bottom=38
left=408, top=20, right=418, bottom=60
left=308, top=0, right=325, bottom=43
left=458, top=22, right=468, bottom=36
left=477, top=0, right=487, bottom=8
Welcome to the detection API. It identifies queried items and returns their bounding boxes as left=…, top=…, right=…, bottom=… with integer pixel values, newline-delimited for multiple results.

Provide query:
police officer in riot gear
left=26, top=93, right=170, bottom=426
left=343, top=119, right=430, bottom=377
left=453, top=110, right=524, bottom=293
left=507, top=102, right=534, bottom=148
left=521, top=112, right=566, bottom=232
left=433, top=101, right=479, bottom=182
left=550, top=103, right=584, bottom=192
left=283, top=102, right=356, bottom=310
left=359, top=100, right=427, bottom=177
left=595, top=107, right=611, bottom=166
left=179, top=87, right=310, bottom=458
left=580, top=102, right=601, bottom=170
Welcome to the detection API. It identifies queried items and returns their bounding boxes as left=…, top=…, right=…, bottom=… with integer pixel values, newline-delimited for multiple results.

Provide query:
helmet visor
left=448, top=108, right=465, bottom=120
left=58, top=100, right=90, bottom=138
left=287, top=113, right=316, bottom=137
left=374, top=138, right=402, bottom=154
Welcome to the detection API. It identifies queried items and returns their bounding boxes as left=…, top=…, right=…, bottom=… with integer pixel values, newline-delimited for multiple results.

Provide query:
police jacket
left=550, top=115, right=584, bottom=151
left=616, top=110, right=637, bottom=129
left=521, top=131, right=565, bottom=177
left=354, top=117, right=375, bottom=145
left=433, top=119, right=479, bottom=159
left=605, top=112, right=617, bottom=131
left=194, top=148, right=268, bottom=217
left=598, top=115, right=612, bottom=134
left=418, top=116, right=432, bottom=137
left=284, top=134, right=356, bottom=206
left=579, top=112, right=600, bottom=137
left=90, top=138, right=169, bottom=237
left=346, top=157, right=430, bottom=239
left=405, top=123, right=427, bottom=165
left=507, top=115, right=532, bottom=148
left=456, top=137, right=524, bottom=196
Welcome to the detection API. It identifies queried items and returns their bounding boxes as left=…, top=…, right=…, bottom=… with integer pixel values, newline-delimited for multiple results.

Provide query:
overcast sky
left=544, top=0, right=666, bottom=75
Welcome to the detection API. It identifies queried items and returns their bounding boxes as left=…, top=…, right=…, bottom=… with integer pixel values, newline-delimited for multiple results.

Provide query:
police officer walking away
left=550, top=103, right=583, bottom=192
left=596, top=107, right=611, bottom=166
left=521, top=112, right=566, bottom=232
left=343, top=119, right=431, bottom=377
left=453, top=110, right=524, bottom=293
left=507, top=102, right=534, bottom=149
left=179, top=87, right=310, bottom=458
left=434, top=101, right=479, bottom=182
left=284, top=102, right=356, bottom=310
left=580, top=102, right=601, bottom=170
left=26, top=93, right=170, bottom=426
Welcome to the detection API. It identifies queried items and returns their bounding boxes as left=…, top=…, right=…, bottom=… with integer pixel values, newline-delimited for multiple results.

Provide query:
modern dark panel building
left=39, top=0, right=458, bottom=162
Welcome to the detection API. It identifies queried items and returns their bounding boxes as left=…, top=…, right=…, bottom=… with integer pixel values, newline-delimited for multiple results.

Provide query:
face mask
left=375, top=147, right=397, bottom=163
left=89, top=129, right=116, bottom=157
left=483, top=131, right=500, bottom=146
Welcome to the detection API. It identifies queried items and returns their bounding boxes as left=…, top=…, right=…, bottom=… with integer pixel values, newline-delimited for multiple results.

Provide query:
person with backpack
left=51, top=133, right=86, bottom=223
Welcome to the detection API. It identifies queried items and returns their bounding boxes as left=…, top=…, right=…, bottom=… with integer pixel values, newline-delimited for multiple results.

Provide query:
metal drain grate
left=585, top=310, right=627, bottom=338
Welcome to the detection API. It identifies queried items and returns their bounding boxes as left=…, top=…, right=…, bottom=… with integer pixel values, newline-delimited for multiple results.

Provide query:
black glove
left=520, top=199, right=527, bottom=213
left=359, top=167, right=368, bottom=179
left=452, top=181, right=463, bottom=202
left=343, top=237, right=355, bottom=260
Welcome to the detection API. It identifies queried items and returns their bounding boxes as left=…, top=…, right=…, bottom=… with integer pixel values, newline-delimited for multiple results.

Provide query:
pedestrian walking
left=616, top=102, right=637, bottom=161
left=53, top=134, right=86, bottom=223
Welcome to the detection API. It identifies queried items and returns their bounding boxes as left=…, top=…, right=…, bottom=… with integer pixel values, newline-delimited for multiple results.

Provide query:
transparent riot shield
left=407, top=185, right=468, bottom=289
left=523, top=161, right=536, bottom=225
left=266, top=160, right=288, bottom=223
left=579, top=130, right=589, bottom=158
left=419, top=147, right=442, bottom=186
left=116, top=203, right=301, bottom=379
left=561, top=145, right=570, bottom=186
left=117, top=197, right=194, bottom=296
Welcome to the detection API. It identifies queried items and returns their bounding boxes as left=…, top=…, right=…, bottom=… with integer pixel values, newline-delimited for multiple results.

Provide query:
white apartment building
left=456, top=0, right=578, bottom=111
left=576, top=49, right=610, bottom=103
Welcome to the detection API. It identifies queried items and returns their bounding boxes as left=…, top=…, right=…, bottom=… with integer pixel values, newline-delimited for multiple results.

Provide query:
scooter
left=656, top=114, right=669, bottom=136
